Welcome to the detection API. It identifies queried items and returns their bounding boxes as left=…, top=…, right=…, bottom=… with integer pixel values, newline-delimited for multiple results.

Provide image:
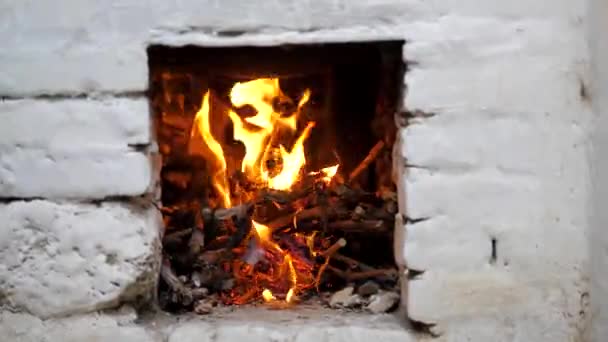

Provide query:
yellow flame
left=286, top=288, right=295, bottom=303
left=228, top=78, right=313, bottom=190
left=286, top=254, right=297, bottom=290
left=252, top=220, right=300, bottom=304
left=192, top=91, right=231, bottom=207
left=306, top=232, right=317, bottom=257
left=266, top=122, right=315, bottom=190
left=262, top=289, right=276, bottom=302
left=252, top=220, right=273, bottom=243
left=228, top=109, right=269, bottom=179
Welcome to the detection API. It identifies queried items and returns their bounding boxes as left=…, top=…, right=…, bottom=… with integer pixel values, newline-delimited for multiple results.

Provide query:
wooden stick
left=327, top=265, right=398, bottom=282
left=327, top=220, right=387, bottom=233
left=265, top=203, right=351, bottom=232
left=320, top=238, right=347, bottom=258
left=332, top=254, right=399, bottom=282
left=333, top=253, right=373, bottom=271
left=213, top=202, right=254, bottom=221
left=162, top=228, right=193, bottom=245
left=348, top=141, right=385, bottom=183
left=160, top=258, right=193, bottom=305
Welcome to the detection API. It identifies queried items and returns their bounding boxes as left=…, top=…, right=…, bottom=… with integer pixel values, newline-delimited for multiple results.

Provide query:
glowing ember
left=285, top=288, right=295, bottom=303
left=262, top=289, right=276, bottom=302
left=310, top=164, right=340, bottom=185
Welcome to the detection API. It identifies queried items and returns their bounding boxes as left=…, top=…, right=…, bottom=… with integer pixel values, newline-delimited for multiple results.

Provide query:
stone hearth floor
left=1, top=304, right=420, bottom=342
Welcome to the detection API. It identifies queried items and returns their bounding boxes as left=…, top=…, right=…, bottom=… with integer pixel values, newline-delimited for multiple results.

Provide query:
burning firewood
left=320, top=238, right=347, bottom=258
left=348, top=141, right=385, bottom=183
left=160, top=257, right=195, bottom=306
left=155, top=71, right=399, bottom=311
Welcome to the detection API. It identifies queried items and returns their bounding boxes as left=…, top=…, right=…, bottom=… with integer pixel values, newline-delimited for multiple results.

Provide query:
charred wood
left=348, top=141, right=385, bottom=183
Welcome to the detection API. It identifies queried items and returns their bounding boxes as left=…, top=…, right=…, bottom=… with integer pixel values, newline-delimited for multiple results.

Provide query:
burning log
left=348, top=141, right=385, bottom=183
left=212, top=202, right=254, bottom=221
left=264, top=205, right=346, bottom=232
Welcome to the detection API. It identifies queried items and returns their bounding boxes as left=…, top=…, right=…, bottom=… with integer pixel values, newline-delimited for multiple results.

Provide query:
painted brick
left=0, top=201, right=161, bottom=318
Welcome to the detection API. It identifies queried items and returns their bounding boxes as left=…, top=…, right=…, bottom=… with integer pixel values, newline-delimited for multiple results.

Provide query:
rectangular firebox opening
left=148, top=41, right=405, bottom=315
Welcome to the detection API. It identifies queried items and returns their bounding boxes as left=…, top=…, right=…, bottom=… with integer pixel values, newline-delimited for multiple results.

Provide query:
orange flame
left=191, top=91, right=231, bottom=207
left=262, top=289, right=276, bottom=302
left=250, top=220, right=307, bottom=304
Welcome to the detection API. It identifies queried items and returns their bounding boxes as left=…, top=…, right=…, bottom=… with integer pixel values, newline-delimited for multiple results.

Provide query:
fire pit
left=149, top=42, right=405, bottom=313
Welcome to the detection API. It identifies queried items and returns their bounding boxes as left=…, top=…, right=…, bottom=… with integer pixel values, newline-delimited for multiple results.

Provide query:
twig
left=160, top=257, right=193, bottom=305
left=320, top=238, right=347, bottom=258
left=162, top=228, right=193, bottom=246
left=212, top=202, right=254, bottom=220
left=327, top=220, right=388, bottom=233
left=332, top=254, right=399, bottom=282
left=327, top=265, right=398, bottom=282
left=315, top=238, right=347, bottom=291
left=348, top=141, right=385, bottom=183
left=265, top=205, right=345, bottom=232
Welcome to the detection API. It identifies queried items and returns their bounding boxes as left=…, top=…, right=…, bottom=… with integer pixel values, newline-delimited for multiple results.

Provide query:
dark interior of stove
left=148, top=41, right=405, bottom=313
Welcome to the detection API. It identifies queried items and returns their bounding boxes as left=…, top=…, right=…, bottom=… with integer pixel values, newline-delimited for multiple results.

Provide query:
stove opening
left=148, top=41, right=405, bottom=314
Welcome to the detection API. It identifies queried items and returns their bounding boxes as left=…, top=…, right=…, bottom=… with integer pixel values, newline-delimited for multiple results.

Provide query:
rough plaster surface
left=0, top=308, right=159, bottom=342
left=0, top=201, right=161, bottom=318
left=0, top=0, right=586, bottom=96
left=0, top=0, right=596, bottom=340
left=0, top=307, right=416, bottom=342
left=393, top=0, right=592, bottom=339
left=588, top=0, right=608, bottom=340
left=0, top=98, right=154, bottom=199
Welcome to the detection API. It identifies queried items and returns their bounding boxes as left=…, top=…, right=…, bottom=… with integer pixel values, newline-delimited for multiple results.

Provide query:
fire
left=228, top=78, right=313, bottom=190
left=262, top=289, right=276, bottom=302
left=265, top=122, right=315, bottom=190
left=310, top=164, right=340, bottom=185
left=191, top=91, right=231, bottom=207
left=251, top=220, right=302, bottom=302
left=193, top=77, right=341, bottom=305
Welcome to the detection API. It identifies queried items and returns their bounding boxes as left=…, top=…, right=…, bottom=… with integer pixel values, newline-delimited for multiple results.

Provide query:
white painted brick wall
left=0, top=98, right=154, bottom=199
left=588, top=0, right=608, bottom=341
left=397, top=0, right=592, bottom=338
left=0, top=201, right=161, bottom=318
left=0, top=0, right=586, bottom=96
left=0, top=0, right=595, bottom=340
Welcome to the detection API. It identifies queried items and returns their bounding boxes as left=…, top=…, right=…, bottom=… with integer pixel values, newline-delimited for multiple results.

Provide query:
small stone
left=385, top=200, right=398, bottom=215
left=366, top=291, right=400, bottom=313
left=221, top=278, right=235, bottom=291
left=191, top=272, right=202, bottom=288
left=352, top=206, right=366, bottom=220
left=329, top=286, right=362, bottom=308
left=357, top=280, right=380, bottom=297
left=194, top=300, right=213, bottom=315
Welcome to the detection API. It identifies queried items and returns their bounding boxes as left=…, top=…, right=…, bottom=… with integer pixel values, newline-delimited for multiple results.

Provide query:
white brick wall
left=0, top=0, right=595, bottom=340
left=398, top=0, right=592, bottom=338
left=588, top=0, right=608, bottom=341
left=0, top=201, right=161, bottom=318
left=0, top=98, right=154, bottom=199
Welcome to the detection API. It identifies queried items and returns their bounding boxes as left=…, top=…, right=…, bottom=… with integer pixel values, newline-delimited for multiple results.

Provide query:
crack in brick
left=0, top=91, right=147, bottom=101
